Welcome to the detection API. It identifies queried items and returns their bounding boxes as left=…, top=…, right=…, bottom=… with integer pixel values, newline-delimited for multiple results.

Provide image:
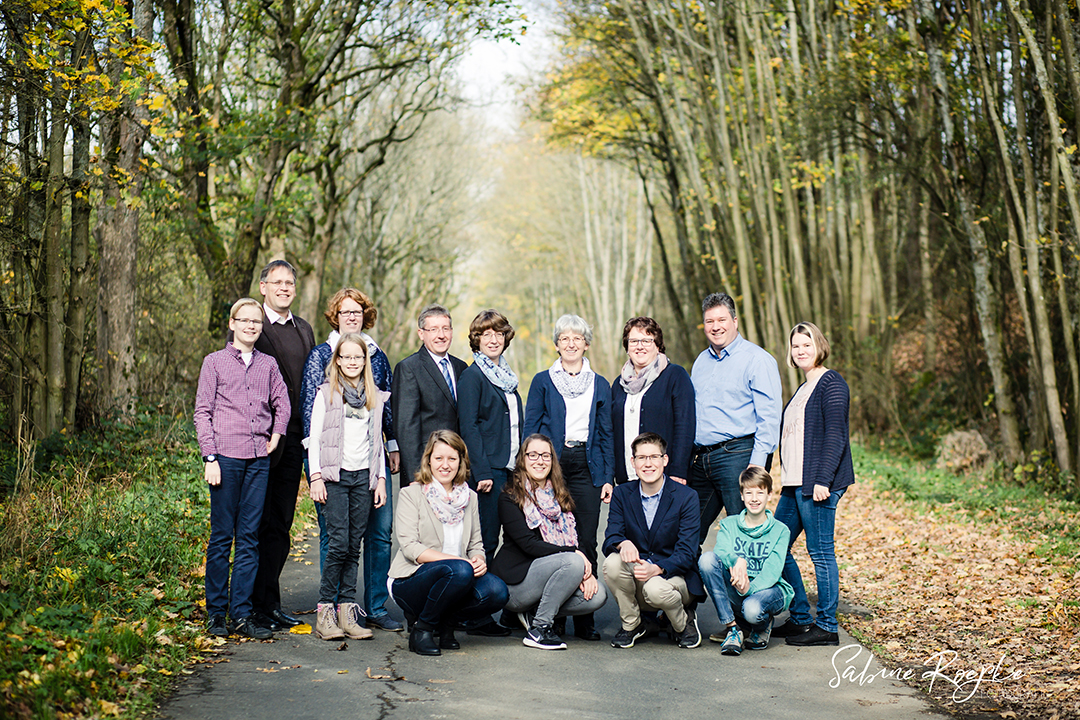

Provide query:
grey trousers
left=319, top=469, right=372, bottom=604
left=504, top=552, right=608, bottom=627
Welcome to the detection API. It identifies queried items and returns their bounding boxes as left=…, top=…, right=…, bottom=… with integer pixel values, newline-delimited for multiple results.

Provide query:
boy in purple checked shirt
left=195, top=298, right=291, bottom=639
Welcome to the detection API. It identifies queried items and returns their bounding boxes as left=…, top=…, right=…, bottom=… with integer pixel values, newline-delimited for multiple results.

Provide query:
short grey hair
left=417, top=303, right=452, bottom=329
left=259, top=259, right=297, bottom=282
left=702, top=292, right=737, bottom=319
left=552, top=314, right=593, bottom=346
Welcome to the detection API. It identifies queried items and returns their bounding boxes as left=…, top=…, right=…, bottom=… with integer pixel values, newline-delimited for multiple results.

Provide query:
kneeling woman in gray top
left=490, top=434, right=608, bottom=650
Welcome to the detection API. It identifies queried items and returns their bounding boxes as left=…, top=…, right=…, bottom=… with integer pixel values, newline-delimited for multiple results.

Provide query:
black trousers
left=562, top=445, right=601, bottom=576
left=251, top=432, right=304, bottom=614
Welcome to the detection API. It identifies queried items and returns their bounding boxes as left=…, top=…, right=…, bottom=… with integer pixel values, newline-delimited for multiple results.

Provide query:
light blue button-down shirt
left=691, top=333, right=782, bottom=466
left=640, top=480, right=665, bottom=529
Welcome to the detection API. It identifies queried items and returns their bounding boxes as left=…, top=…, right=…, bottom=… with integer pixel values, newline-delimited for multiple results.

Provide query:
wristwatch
left=203, top=454, right=217, bottom=463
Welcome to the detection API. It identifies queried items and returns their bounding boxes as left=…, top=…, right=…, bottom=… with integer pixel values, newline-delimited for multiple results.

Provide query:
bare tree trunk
left=44, top=96, right=66, bottom=435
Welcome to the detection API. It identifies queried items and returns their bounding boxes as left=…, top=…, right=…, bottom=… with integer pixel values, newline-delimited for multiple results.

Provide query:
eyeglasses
left=263, top=279, right=295, bottom=288
left=627, top=338, right=655, bottom=347
left=339, top=355, right=366, bottom=362
left=421, top=325, right=452, bottom=334
left=339, top=310, right=365, bottom=318
left=525, top=452, right=552, bottom=461
left=480, top=330, right=504, bottom=341
left=233, top=318, right=263, bottom=326
left=558, top=335, right=586, bottom=345
left=633, top=453, right=664, bottom=463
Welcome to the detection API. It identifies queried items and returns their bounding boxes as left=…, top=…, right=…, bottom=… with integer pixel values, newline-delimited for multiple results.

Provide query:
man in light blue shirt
left=690, top=293, right=782, bottom=544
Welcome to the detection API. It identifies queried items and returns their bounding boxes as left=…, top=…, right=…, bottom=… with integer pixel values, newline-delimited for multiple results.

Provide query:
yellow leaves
left=289, top=623, right=312, bottom=635
left=98, top=700, right=121, bottom=717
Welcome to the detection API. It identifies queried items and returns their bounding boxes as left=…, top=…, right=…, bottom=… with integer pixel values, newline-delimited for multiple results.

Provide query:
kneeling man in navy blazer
left=603, top=432, right=702, bottom=650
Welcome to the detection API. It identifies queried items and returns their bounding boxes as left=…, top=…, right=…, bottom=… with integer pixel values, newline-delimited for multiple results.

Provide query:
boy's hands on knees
left=309, top=474, right=327, bottom=504
left=731, top=557, right=750, bottom=594
left=618, top=540, right=640, bottom=564
left=205, top=460, right=221, bottom=486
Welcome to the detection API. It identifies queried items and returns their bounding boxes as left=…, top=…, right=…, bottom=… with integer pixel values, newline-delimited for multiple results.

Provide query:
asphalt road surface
left=158, top=489, right=949, bottom=720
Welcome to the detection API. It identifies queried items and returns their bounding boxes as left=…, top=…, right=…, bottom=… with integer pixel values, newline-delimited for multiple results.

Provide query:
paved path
left=158, top=495, right=948, bottom=720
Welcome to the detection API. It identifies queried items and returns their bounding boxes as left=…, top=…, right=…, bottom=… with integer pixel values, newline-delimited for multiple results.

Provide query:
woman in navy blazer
left=611, top=317, right=696, bottom=485
left=457, top=309, right=525, bottom=560
left=773, top=321, right=854, bottom=647
left=522, top=314, right=614, bottom=640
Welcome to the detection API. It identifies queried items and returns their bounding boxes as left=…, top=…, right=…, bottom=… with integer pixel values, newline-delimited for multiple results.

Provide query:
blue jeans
left=473, top=467, right=508, bottom=559
left=363, top=486, right=393, bottom=617
left=775, top=486, right=846, bottom=632
left=689, top=436, right=754, bottom=544
left=698, top=551, right=786, bottom=629
left=390, top=559, right=509, bottom=628
left=206, top=455, right=269, bottom=620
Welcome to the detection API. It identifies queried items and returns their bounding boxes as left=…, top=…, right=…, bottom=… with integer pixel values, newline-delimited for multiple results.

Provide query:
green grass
left=0, top=413, right=210, bottom=720
left=853, top=444, right=1080, bottom=569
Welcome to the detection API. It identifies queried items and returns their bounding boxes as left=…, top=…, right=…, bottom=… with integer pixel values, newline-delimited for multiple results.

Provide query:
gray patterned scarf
left=473, top=352, right=519, bottom=394
left=549, top=357, right=594, bottom=399
left=620, top=353, right=669, bottom=395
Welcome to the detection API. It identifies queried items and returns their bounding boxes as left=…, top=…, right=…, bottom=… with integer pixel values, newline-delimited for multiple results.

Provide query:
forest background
left=5, top=0, right=1080, bottom=491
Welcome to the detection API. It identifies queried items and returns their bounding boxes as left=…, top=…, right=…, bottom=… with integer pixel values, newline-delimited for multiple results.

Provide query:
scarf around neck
left=422, top=481, right=470, bottom=526
left=473, top=352, right=519, bottom=393
left=620, top=353, right=669, bottom=396
left=523, top=481, right=578, bottom=546
left=549, top=357, right=594, bottom=399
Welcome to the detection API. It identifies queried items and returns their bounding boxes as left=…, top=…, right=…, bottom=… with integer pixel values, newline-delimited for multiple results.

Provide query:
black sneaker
left=610, top=624, right=647, bottom=649
left=522, top=625, right=567, bottom=650
left=206, top=614, right=228, bottom=637
left=677, top=607, right=701, bottom=649
left=231, top=616, right=273, bottom=640
left=785, top=625, right=839, bottom=646
left=773, top=621, right=812, bottom=638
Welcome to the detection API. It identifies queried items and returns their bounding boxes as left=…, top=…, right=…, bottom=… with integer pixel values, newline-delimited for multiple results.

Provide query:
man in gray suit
left=392, top=304, right=469, bottom=487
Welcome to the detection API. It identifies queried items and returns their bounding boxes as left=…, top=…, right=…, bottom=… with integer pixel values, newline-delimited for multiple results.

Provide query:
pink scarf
left=422, top=482, right=470, bottom=526
left=523, top=482, right=578, bottom=546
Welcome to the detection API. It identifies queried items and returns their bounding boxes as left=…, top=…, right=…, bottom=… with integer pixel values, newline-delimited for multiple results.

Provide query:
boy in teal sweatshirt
left=698, top=466, right=793, bottom=655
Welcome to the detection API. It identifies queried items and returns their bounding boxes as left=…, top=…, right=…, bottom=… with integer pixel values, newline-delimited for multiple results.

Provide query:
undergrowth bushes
left=0, top=413, right=210, bottom=719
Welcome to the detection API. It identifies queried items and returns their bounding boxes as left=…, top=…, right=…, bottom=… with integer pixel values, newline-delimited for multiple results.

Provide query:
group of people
left=193, top=260, right=854, bottom=658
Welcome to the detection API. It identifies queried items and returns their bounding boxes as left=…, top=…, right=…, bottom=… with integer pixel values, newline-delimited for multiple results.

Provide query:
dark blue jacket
left=457, top=363, right=524, bottom=484
left=611, top=364, right=696, bottom=483
left=522, top=370, right=614, bottom=488
left=602, top=477, right=703, bottom=597
left=781, top=369, right=855, bottom=497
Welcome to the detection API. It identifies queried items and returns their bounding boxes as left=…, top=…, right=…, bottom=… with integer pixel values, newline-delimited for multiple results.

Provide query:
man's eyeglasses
left=633, top=454, right=664, bottom=463
left=263, top=280, right=295, bottom=288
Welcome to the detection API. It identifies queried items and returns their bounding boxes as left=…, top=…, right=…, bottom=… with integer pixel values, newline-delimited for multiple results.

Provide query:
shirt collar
left=427, top=347, right=450, bottom=364
left=263, top=303, right=293, bottom=325
left=226, top=342, right=257, bottom=359
left=639, top=476, right=666, bottom=500
left=707, top=333, right=745, bottom=361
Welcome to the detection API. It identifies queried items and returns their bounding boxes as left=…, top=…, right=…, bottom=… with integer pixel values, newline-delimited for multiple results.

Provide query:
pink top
left=194, top=343, right=291, bottom=459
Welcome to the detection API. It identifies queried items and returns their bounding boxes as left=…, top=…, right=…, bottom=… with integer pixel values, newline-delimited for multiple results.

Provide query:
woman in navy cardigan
left=457, top=309, right=525, bottom=562
left=773, top=321, right=855, bottom=647
left=522, top=314, right=613, bottom=640
left=611, top=317, right=696, bottom=485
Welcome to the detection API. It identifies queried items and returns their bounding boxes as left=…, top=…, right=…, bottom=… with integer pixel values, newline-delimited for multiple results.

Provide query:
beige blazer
left=389, top=484, right=485, bottom=579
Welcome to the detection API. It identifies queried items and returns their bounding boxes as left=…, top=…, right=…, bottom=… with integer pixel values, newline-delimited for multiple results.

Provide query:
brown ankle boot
left=315, top=603, right=345, bottom=640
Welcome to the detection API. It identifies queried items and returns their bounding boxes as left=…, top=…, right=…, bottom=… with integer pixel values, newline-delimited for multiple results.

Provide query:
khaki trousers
left=603, top=553, right=691, bottom=632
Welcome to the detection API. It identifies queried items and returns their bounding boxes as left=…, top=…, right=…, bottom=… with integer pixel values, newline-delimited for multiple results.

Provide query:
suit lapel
left=646, top=480, right=675, bottom=547
left=420, top=349, right=456, bottom=405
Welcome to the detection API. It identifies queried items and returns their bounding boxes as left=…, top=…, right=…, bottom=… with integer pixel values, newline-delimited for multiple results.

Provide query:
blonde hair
left=415, top=430, right=471, bottom=486
left=229, top=297, right=261, bottom=320
left=788, top=321, right=831, bottom=369
left=325, top=333, right=377, bottom=410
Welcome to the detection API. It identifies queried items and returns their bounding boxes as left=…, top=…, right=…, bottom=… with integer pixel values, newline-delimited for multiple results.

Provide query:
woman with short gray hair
left=522, top=314, right=614, bottom=641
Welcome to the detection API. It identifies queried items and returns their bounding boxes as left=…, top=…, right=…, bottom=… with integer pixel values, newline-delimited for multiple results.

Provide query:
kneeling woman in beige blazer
left=389, top=430, right=509, bottom=656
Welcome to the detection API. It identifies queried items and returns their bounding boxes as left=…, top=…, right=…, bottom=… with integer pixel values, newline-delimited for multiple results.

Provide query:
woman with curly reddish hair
left=610, top=317, right=696, bottom=485
left=299, top=287, right=403, bottom=632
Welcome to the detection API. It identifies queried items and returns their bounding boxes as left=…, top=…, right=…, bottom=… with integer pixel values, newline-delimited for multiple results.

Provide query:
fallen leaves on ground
left=289, top=624, right=312, bottom=635
left=833, top=479, right=1080, bottom=719
left=365, top=667, right=404, bottom=680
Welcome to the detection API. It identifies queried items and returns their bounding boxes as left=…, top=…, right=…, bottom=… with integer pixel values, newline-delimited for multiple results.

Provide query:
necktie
left=440, top=358, right=456, bottom=402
